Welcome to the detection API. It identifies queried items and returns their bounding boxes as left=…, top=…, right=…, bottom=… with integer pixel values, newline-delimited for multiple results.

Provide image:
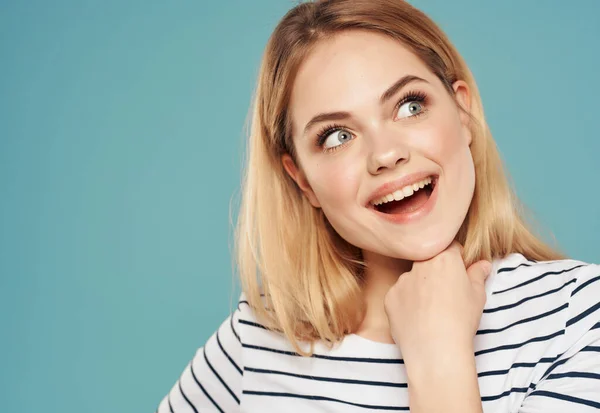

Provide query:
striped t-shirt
left=156, top=252, right=600, bottom=412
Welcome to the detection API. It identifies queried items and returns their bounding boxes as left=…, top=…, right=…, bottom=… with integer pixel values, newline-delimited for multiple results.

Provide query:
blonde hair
left=234, top=0, right=564, bottom=356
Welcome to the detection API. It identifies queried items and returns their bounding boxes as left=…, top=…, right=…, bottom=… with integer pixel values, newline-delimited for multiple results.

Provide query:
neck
left=357, top=250, right=412, bottom=336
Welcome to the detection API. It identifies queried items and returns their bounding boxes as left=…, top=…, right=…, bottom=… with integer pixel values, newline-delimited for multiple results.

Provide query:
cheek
left=310, top=161, right=366, bottom=246
left=313, top=162, right=359, bottom=206
left=440, top=119, right=475, bottom=179
left=433, top=115, right=476, bottom=203
left=309, top=159, right=361, bottom=207
left=417, top=112, right=470, bottom=167
left=413, top=114, right=475, bottom=201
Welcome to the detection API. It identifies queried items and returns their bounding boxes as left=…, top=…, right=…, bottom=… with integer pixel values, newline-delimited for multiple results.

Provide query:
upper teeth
left=371, top=177, right=433, bottom=206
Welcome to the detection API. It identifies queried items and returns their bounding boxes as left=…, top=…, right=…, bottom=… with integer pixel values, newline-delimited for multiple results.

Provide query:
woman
left=156, top=0, right=600, bottom=412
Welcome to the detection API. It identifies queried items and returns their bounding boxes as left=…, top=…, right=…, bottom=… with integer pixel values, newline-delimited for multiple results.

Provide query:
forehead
left=289, top=30, right=436, bottom=135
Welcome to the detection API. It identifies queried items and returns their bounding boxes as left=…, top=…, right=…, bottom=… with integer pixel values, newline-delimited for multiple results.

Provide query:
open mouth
left=373, top=175, right=437, bottom=215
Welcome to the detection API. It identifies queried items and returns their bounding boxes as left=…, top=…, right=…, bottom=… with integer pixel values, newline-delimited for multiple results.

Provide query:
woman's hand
left=384, top=241, right=492, bottom=413
left=384, top=240, right=492, bottom=365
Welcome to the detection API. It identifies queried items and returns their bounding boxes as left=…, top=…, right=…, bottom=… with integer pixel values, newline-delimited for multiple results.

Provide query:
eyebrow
left=302, top=74, right=429, bottom=137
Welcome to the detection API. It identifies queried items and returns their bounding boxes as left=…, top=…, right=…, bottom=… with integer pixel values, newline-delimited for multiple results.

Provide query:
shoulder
left=489, top=252, right=598, bottom=297
left=233, top=291, right=310, bottom=357
left=232, top=292, right=263, bottom=336
left=234, top=291, right=267, bottom=324
left=488, top=252, right=600, bottom=341
left=233, top=292, right=281, bottom=341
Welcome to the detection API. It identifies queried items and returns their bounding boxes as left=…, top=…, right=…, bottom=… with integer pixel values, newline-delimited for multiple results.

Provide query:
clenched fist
left=384, top=241, right=492, bottom=365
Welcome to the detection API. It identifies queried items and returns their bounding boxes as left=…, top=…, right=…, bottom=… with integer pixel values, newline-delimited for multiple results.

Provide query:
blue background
left=1, top=1, right=598, bottom=412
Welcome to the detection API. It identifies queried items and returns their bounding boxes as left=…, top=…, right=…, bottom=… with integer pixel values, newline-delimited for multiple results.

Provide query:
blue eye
left=322, top=129, right=354, bottom=149
left=315, top=123, right=354, bottom=152
left=397, top=100, right=424, bottom=118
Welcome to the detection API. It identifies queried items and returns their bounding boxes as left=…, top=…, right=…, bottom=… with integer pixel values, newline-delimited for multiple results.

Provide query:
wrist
left=405, top=349, right=482, bottom=413
left=403, top=340, right=476, bottom=385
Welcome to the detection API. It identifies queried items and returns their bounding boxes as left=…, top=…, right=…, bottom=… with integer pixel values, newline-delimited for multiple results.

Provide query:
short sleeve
left=519, top=263, right=600, bottom=412
left=155, top=301, right=244, bottom=413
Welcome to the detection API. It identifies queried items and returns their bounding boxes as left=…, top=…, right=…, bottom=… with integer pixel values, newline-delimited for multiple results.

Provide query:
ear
left=282, top=153, right=321, bottom=208
left=452, top=80, right=472, bottom=146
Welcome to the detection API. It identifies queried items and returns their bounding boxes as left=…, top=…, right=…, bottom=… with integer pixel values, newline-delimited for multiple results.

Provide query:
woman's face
left=283, top=30, right=475, bottom=262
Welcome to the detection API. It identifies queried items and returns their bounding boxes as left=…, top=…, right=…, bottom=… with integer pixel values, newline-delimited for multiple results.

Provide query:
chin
left=386, top=234, right=457, bottom=262
left=396, top=246, right=446, bottom=262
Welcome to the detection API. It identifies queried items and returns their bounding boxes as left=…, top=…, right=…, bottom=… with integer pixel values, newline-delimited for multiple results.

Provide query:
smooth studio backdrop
left=1, top=1, right=598, bottom=412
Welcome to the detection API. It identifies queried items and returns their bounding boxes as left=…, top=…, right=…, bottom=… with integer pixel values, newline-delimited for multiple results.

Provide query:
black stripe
left=203, top=347, right=240, bottom=404
left=593, top=321, right=600, bottom=330
left=167, top=393, right=174, bottom=413
left=477, top=356, right=557, bottom=378
left=216, top=329, right=242, bottom=375
left=246, top=348, right=559, bottom=381
left=178, top=379, right=200, bottom=413
left=538, top=352, right=569, bottom=383
left=566, top=300, right=600, bottom=327
left=526, top=390, right=600, bottom=409
left=477, top=303, right=568, bottom=335
left=484, top=279, right=575, bottom=314
left=493, top=264, right=585, bottom=295
left=242, top=343, right=404, bottom=364
left=547, top=371, right=600, bottom=380
left=239, top=319, right=271, bottom=330
left=480, top=386, right=529, bottom=402
left=537, top=343, right=600, bottom=384
left=243, top=390, right=409, bottom=411
left=497, top=262, right=534, bottom=274
left=538, top=344, right=600, bottom=385
left=189, top=361, right=223, bottom=413
left=244, top=366, right=406, bottom=388
left=572, top=274, right=600, bottom=296
left=238, top=299, right=273, bottom=312
left=230, top=312, right=241, bottom=342
left=475, top=330, right=564, bottom=356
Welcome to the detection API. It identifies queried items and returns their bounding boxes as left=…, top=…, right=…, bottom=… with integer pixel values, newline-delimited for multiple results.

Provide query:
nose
left=366, top=134, right=410, bottom=175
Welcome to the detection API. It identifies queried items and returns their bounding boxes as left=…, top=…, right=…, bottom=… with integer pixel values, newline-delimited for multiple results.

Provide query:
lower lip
left=370, top=177, right=439, bottom=224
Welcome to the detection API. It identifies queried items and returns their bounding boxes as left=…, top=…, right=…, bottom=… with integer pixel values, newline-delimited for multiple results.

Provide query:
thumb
left=467, top=260, right=492, bottom=287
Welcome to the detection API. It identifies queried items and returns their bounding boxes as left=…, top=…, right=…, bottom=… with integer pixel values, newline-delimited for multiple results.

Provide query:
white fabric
left=156, top=253, right=600, bottom=412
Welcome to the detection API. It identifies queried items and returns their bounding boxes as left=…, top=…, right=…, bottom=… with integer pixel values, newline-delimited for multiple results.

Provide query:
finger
left=466, top=260, right=492, bottom=287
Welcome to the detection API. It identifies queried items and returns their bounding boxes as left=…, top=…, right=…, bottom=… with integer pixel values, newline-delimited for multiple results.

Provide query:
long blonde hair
left=234, top=0, right=564, bottom=355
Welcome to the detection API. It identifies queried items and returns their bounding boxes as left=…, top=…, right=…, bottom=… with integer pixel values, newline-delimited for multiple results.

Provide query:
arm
left=384, top=242, right=490, bottom=413
left=155, top=307, right=244, bottom=413
left=520, top=264, right=600, bottom=412
left=520, top=324, right=600, bottom=412
left=405, top=341, right=483, bottom=413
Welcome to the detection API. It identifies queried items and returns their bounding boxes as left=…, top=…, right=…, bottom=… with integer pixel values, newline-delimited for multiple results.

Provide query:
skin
left=282, top=30, right=492, bottom=412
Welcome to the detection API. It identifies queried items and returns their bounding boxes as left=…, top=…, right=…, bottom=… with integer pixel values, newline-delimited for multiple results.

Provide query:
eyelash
left=315, top=90, right=429, bottom=153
